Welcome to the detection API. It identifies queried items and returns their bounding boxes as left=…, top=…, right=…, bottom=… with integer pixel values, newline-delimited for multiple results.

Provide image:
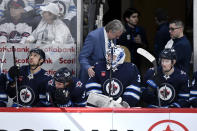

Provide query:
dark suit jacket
left=79, top=27, right=106, bottom=83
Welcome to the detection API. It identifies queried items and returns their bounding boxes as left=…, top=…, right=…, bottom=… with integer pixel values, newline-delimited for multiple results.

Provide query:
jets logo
left=158, top=83, right=175, bottom=105
left=103, top=78, right=123, bottom=98
left=76, top=81, right=82, bottom=87
left=48, top=79, right=54, bottom=86
left=9, top=31, right=21, bottom=43
left=19, top=85, right=35, bottom=106
left=64, top=72, right=70, bottom=77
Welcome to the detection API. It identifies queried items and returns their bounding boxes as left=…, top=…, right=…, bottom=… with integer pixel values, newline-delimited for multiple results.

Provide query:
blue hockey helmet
left=54, top=67, right=72, bottom=83
left=159, top=48, right=176, bottom=61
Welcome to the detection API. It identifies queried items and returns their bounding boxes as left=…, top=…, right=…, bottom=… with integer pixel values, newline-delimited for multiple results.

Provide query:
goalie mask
left=106, top=46, right=125, bottom=71
left=54, top=67, right=72, bottom=84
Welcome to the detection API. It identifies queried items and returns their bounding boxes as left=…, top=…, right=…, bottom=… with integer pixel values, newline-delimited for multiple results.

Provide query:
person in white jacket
left=26, top=2, right=74, bottom=44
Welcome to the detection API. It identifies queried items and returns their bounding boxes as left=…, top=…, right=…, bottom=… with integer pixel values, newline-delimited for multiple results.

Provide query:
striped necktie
left=108, top=40, right=111, bottom=48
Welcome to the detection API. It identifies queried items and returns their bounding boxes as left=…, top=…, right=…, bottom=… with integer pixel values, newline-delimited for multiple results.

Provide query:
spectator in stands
left=165, top=19, right=192, bottom=74
left=26, top=2, right=74, bottom=44
left=51, top=67, right=86, bottom=107
left=0, top=0, right=39, bottom=44
left=43, top=0, right=76, bottom=24
left=79, top=19, right=125, bottom=84
left=153, top=8, right=171, bottom=60
left=0, top=0, right=8, bottom=22
left=23, top=0, right=76, bottom=24
left=23, top=0, right=77, bottom=41
left=0, top=0, right=42, bottom=23
left=117, top=8, right=148, bottom=69
left=142, top=48, right=190, bottom=108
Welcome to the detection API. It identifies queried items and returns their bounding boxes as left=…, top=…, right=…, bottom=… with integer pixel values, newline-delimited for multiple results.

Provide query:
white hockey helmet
left=106, top=45, right=125, bottom=71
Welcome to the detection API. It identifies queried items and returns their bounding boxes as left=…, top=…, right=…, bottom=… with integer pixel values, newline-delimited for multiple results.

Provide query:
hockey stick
left=137, top=48, right=161, bottom=107
left=12, top=46, right=19, bottom=107
left=109, top=41, right=114, bottom=98
left=137, top=48, right=157, bottom=74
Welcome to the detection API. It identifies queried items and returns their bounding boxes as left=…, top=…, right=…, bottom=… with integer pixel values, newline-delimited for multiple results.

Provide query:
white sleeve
left=26, top=34, right=36, bottom=43
left=54, top=20, right=74, bottom=44
left=0, top=23, right=14, bottom=43
left=165, top=39, right=174, bottom=49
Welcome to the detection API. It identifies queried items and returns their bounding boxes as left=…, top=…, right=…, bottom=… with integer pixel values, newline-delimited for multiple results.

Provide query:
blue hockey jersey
left=7, top=65, right=53, bottom=107
left=142, top=67, right=190, bottom=107
left=190, top=71, right=197, bottom=107
left=50, top=77, right=87, bottom=107
left=0, top=73, right=8, bottom=107
left=86, top=61, right=141, bottom=107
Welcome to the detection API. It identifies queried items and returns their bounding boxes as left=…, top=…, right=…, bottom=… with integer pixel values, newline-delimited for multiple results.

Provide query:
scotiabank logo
left=148, top=120, right=189, bottom=131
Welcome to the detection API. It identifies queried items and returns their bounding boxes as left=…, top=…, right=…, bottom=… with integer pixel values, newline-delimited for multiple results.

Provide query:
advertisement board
left=0, top=108, right=196, bottom=131
left=0, top=44, right=76, bottom=76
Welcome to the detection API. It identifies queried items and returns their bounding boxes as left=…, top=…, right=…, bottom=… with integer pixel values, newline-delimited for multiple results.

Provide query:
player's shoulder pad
left=73, top=77, right=83, bottom=88
left=94, top=61, right=106, bottom=70
left=123, top=62, right=137, bottom=68
left=144, top=67, right=155, bottom=79
left=176, top=68, right=187, bottom=77
left=174, top=68, right=188, bottom=81
left=95, top=61, right=106, bottom=66
left=44, top=71, right=53, bottom=77
left=48, top=79, right=54, bottom=86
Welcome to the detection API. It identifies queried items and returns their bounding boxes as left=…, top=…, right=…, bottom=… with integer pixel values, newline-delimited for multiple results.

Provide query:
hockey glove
left=146, top=79, right=158, bottom=94
left=54, top=88, right=70, bottom=105
left=8, top=65, right=20, bottom=81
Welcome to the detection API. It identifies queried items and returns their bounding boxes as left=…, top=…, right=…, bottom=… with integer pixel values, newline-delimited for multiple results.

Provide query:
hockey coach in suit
left=79, top=19, right=125, bottom=84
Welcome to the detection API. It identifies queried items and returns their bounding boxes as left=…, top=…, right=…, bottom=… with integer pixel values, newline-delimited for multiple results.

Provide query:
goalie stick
left=137, top=48, right=161, bottom=107
left=137, top=48, right=157, bottom=74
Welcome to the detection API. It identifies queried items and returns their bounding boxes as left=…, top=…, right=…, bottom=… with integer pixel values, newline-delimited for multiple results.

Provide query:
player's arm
left=170, top=74, right=190, bottom=108
left=0, top=74, right=8, bottom=107
left=72, top=80, right=87, bottom=107
left=85, top=75, right=102, bottom=96
left=141, top=68, right=159, bottom=106
left=35, top=78, right=53, bottom=107
left=190, top=72, right=197, bottom=107
left=6, top=66, right=21, bottom=98
left=122, top=64, right=141, bottom=107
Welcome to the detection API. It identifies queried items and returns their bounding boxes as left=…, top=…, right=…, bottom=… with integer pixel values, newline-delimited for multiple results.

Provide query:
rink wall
left=0, top=107, right=196, bottom=131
